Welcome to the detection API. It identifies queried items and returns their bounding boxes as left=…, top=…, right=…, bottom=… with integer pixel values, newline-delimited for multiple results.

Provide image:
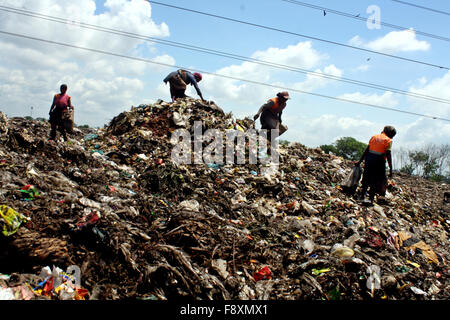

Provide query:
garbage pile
left=0, top=98, right=448, bottom=300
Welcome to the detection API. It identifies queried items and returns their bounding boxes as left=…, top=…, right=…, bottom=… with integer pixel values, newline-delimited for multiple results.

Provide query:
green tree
left=321, top=137, right=367, bottom=161
left=400, top=164, right=414, bottom=175
left=423, top=158, right=439, bottom=179
left=409, top=151, right=429, bottom=176
left=393, top=144, right=449, bottom=180
left=320, top=144, right=338, bottom=155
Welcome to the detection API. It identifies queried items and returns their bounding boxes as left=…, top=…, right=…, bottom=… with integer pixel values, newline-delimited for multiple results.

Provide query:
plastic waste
left=83, top=134, right=98, bottom=141
left=253, top=266, right=272, bottom=281
left=301, top=239, right=315, bottom=254
left=211, top=259, right=229, bottom=279
left=78, top=197, right=102, bottom=209
left=207, top=163, right=223, bottom=169
left=179, top=200, right=200, bottom=212
left=312, top=268, right=331, bottom=275
left=19, top=185, right=40, bottom=200
left=366, top=265, right=381, bottom=291
left=0, top=288, right=15, bottom=300
left=75, top=211, right=100, bottom=229
left=302, top=201, right=319, bottom=214
left=410, top=287, right=427, bottom=295
left=0, top=205, right=30, bottom=236
left=340, top=166, right=362, bottom=189
left=331, top=245, right=354, bottom=258
left=373, top=205, right=386, bottom=217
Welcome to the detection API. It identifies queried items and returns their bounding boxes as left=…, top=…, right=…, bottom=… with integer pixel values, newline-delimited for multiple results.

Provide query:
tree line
left=320, top=137, right=449, bottom=183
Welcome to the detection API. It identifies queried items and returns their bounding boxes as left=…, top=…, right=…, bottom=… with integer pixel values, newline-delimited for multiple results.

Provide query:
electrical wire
left=391, top=0, right=450, bottom=16
left=146, top=1, right=449, bottom=70
left=0, top=29, right=448, bottom=122
left=280, top=0, right=450, bottom=42
left=1, top=4, right=449, bottom=105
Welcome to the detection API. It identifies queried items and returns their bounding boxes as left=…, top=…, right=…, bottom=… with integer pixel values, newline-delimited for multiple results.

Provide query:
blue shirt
left=164, top=70, right=202, bottom=96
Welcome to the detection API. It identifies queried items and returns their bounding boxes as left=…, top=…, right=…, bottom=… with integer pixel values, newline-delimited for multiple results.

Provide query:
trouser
left=170, top=86, right=186, bottom=101
left=50, top=113, right=67, bottom=141
left=360, top=153, right=386, bottom=201
left=260, top=126, right=280, bottom=156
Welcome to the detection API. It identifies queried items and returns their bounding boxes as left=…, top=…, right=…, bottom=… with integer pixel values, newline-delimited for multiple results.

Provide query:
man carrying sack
left=163, top=69, right=205, bottom=102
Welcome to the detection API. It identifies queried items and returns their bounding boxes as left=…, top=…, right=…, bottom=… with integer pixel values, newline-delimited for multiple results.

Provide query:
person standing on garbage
left=356, top=126, right=397, bottom=203
left=49, top=84, right=73, bottom=141
left=163, top=69, right=205, bottom=102
left=253, top=91, right=290, bottom=146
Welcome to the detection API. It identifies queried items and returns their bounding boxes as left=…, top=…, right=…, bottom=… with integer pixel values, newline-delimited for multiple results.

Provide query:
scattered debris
left=0, top=98, right=448, bottom=300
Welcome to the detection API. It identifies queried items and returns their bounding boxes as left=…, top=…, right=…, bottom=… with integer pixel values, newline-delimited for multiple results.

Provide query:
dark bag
left=62, top=108, right=74, bottom=133
left=341, top=166, right=362, bottom=188
left=279, top=123, right=288, bottom=136
left=169, top=74, right=187, bottom=91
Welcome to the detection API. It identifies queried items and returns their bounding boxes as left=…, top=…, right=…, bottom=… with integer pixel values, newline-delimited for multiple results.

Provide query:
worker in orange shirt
left=254, top=91, right=290, bottom=152
left=356, top=126, right=397, bottom=203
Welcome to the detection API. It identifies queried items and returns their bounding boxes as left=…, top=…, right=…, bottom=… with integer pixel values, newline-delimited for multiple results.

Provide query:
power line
left=0, top=29, right=448, bottom=122
left=146, top=1, right=449, bottom=70
left=391, top=0, right=450, bottom=16
left=1, top=5, right=449, bottom=105
left=303, top=3, right=450, bottom=39
left=280, top=0, right=450, bottom=42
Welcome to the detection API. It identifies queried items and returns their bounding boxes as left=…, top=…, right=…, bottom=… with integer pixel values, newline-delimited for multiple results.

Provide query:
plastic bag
left=253, top=266, right=272, bottom=281
left=279, top=124, right=288, bottom=136
left=0, top=205, right=30, bottom=236
left=341, top=166, right=362, bottom=188
left=366, top=265, right=381, bottom=290
left=62, top=108, right=74, bottom=133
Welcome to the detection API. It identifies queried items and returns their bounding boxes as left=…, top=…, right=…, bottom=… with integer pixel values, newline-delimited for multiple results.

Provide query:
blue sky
left=0, top=0, right=449, bottom=150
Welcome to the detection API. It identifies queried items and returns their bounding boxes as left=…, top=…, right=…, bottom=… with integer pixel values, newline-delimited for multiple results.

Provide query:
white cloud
left=203, top=41, right=326, bottom=84
left=337, top=91, right=399, bottom=107
left=282, top=114, right=381, bottom=148
left=201, top=41, right=335, bottom=107
left=395, top=118, right=450, bottom=149
left=408, top=71, right=450, bottom=118
left=349, top=29, right=430, bottom=54
left=355, top=64, right=370, bottom=72
left=349, top=35, right=363, bottom=47
left=252, top=41, right=326, bottom=70
left=417, top=77, right=427, bottom=86
left=293, top=64, right=343, bottom=92
left=0, top=0, right=173, bottom=127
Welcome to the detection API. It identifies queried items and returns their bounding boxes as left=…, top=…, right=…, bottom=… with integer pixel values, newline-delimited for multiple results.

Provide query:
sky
left=0, top=0, right=449, bottom=152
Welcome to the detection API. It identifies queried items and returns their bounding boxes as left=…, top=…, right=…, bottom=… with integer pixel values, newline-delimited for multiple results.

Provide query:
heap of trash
left=0, top=98, right=448, bottom=300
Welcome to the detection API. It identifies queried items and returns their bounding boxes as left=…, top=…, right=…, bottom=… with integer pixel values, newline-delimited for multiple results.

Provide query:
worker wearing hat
left=356, top=125, right=397, bottom=203
left=254, top=91, right=290, bottom=146
left=163, top=69, right=205, bottom=102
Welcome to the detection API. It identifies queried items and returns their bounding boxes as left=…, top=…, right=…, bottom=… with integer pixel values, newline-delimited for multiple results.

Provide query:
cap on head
left=193, top=72, right=202, bottom=81
left=383, top=125, right=397, bottom=138
left=277, top=91, right=290, bottom=100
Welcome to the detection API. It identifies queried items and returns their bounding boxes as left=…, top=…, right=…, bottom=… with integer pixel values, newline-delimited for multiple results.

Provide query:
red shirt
left=54, top=93, right=70, bottom=110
